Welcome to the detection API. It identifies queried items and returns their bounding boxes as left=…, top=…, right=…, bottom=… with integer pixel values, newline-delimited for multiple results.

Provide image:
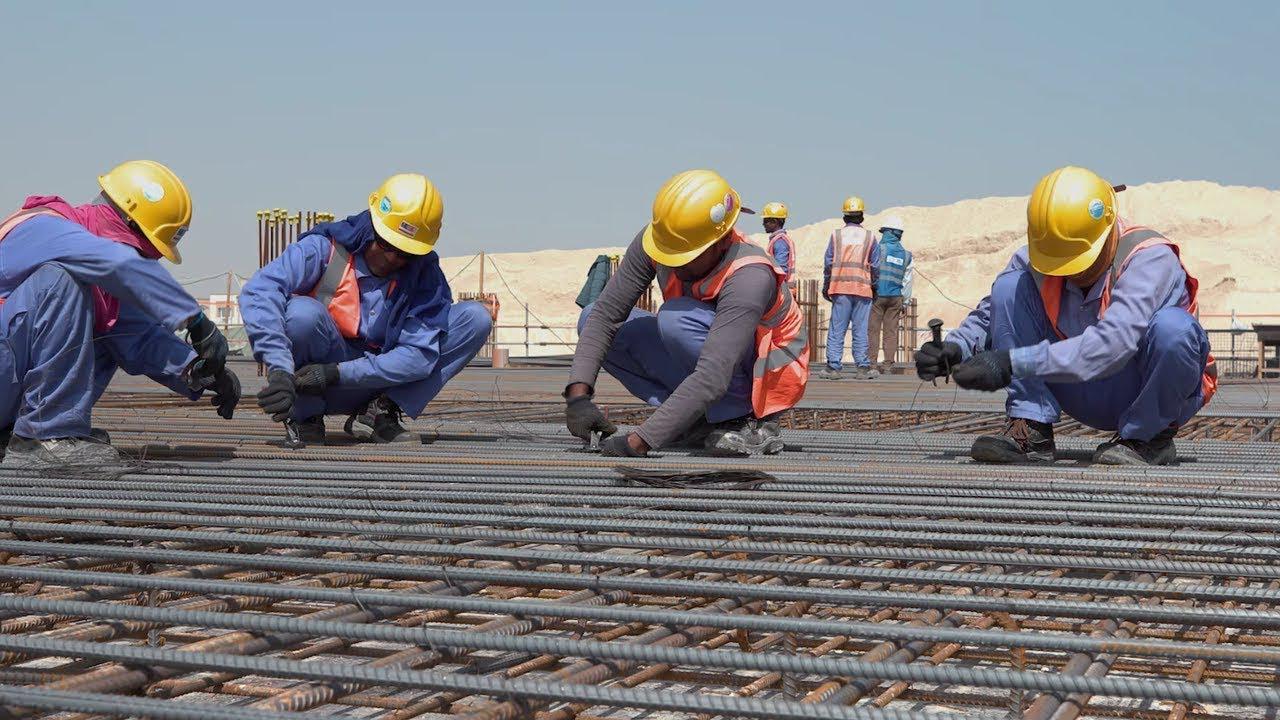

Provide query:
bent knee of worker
left=28, top=264, right=91, bottom=307
left=451, top=301, right=493, bottom=342
left=283, top=296, right=334, bottom=341
left=656, top=297, right=716, bottom=336
left=1146, top=307, right=1204, bottom=356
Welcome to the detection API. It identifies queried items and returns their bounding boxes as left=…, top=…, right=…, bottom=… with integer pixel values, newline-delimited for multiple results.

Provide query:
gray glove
left=565, top=394, right=617, bottom=441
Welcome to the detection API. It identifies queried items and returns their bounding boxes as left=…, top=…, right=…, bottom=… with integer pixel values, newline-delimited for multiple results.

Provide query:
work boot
left=851, top=366, right=880, bottom=380
left=970, top=418, right=1055, bottom=464
left=705, top=417, right=785, bottom=456
left=1093, top=429, right=1178, bottom=466
left=2, top=435, right=127, bottom=471
left=817, top=365, right=844, bottom=380
left=344, top=395, right=415, bottom=443
left=298, top=416, right=327, bottom=444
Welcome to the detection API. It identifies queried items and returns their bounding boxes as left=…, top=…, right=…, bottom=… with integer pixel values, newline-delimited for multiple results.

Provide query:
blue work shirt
left=0, top=215, right=200, bottom=390
left=948, top=244, right=1190, bottom=384
left=240, top=233, right=447, bottom=390
left=823, top=223, right=879, bottom=294
left=768, top=231, right=792, bottom=279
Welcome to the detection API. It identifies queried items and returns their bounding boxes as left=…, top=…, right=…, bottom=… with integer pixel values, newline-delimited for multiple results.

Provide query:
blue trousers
left=826, top=294, right=872, bottom=369
left=284, top=297, right=491, bottom=420
left=993, top=269, right=1209, bottom=441
left=578, top=297, right=753, bottom=423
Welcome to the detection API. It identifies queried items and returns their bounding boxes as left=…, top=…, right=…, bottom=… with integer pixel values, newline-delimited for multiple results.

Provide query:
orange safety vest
left=827, top=225, right=875, bottom=297
left=768, top=230, right=795, bottom=282
left=654, top=231, right=809, bottom=417
left=1034, top=224, right=1217, bottom=406
left=307, top=240, right=396, bottom=343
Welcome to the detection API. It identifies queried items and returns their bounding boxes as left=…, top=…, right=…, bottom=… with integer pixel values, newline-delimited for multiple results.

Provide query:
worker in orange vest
left=760, top=202, right=794, bottom=282
left=821, top=197, right=880, bottom=380
left=916, top=166, right=1215, bottom=466
left=241, top=174, right=493, bottom=444
left=566, top=170, right=809, bottom=457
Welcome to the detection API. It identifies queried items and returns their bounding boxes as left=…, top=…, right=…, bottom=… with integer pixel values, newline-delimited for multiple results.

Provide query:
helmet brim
left=369, top=210, right=436, bottom=256
left=1029, top=221, right=1113, bottom=277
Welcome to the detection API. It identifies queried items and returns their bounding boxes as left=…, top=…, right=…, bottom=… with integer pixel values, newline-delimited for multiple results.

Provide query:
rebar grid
left=3, top=392, right=1280, bottom=719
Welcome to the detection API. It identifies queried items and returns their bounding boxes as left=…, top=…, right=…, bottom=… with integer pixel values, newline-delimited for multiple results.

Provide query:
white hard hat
left=880, top=214, right=904, bottom=232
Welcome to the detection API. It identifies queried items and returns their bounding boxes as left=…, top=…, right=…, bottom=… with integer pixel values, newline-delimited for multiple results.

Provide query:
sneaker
left=344, top=396, right=416, bottom=443
left=1093, top=429, right=1178, bottom=466
left=970, top=418, right=1055, bottom=464
left=298, top=416, right=327, bottom=444
left=3, top=435, right=126, bottom=471
left=705, top=418, right=785, bottom=456
left=850, top=366, right=880, bottom=380
left=817, top=366, right=844, bottom=380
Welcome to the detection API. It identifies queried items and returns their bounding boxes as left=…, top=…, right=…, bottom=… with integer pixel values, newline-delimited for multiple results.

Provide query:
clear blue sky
left=2, top=2, right=1276, bottom=296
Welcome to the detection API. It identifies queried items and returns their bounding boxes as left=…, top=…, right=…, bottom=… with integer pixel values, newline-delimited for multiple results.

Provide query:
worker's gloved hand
left=565, top=394, right=617, bottom=441
left=186, top=312, right=229, bottom=389
left=601, top=433, right=648, bottom=458
left=208, top=368, right=241, bottom=420
left=256, top=369, right=297, bottom=422
left=915, top=340, right=965, bottom=382
left=952, top=350, right=1013, bottom=391
left=294, top=363, right=340, bottom=395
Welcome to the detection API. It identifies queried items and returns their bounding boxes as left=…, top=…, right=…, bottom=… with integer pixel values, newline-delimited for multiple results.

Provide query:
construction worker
left=566, top=169, right=809, bottom=457
left=761, top=202, right=794, bottom=282
left=241, top=174, right=493, bottom=443
left=867, top=215, right=912, bottom=373
left=820, top=197, right=879, bottom=380
left=916, top=166, right=1215, bottom=466
left=0, top=161, right=240, bottom=468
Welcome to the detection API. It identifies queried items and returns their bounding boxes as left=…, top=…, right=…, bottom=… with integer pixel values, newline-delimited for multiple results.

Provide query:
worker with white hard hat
left=867, top=214, right=912, bottom=373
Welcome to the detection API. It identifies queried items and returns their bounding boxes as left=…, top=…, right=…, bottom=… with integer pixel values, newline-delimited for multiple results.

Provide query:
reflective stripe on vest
left=653, top=231, right=809, bottom=417
left=828, top=225, right=874, bottom=296
left=1033, top=225, right=1216, bottom=406
left=308, top=240, right=398, bottom=343
left=769, top=230, right=795, bottom=281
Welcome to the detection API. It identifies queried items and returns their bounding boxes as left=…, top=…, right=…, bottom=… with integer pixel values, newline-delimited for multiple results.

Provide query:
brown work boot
left=1093, top=428, right=1178, bottom=466
left=971, top=418, right=1055, bottom=464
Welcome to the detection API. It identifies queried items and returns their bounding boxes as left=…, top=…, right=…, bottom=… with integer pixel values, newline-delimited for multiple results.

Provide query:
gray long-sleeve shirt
left=569, top=230, right=776, bottom=448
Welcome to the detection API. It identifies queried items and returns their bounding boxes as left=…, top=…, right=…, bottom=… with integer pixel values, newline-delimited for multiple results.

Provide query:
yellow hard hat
left=842, top=196, right=865, bottom=214
left=761, top=201, right=788, bottom=220
left=97, top=160, right=191, bottom=264
left=368, top=173, right=444, bottom=255
left=1027, top=166, right=1117, bottom=277
left=642, top=169, right=746, bottom=267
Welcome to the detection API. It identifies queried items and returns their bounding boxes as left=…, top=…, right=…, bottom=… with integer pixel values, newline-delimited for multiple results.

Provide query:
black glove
left=565, top=394, right=617, bottom=441
left=915, top=340, right=965, bottom=382
left=256, top=369, right=297, bottom=422
left=186, top=313, right=229, bottom=390
left=601, top=433, right=647, bottom=457
left=952, top=350, right=1013, bottom=391
left=209, top=368, right=241, bottom=420
left=295, top=363, right=340, bottom=395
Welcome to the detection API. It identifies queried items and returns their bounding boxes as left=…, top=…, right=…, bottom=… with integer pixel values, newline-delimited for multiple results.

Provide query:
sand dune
left=439, top=180, right=1280, bottom=354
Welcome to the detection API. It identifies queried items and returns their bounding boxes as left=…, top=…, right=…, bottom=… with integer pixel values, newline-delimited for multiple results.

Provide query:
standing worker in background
left=867, top=215, right=912, bottom=374
left=0, top=160, right=240, bottom=469
left=566, top=170, right=809, bottom=457
left=761, top=202, right=794, bottom=283
left=916, top=166, right=1215, bottom=466
left=821, top=196, right=879, bottom=380
left=241, top=173, right=492, bottom=443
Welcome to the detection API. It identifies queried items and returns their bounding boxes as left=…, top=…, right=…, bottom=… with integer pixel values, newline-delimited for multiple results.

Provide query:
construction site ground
left=3, top=357, right=1280, bottom=719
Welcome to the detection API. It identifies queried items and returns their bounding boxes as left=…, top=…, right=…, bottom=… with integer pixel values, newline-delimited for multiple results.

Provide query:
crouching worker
left=0, top=161, right=240, bottom=469
left=241, top=174, right=492, bottom=443
left=916, top=166, right=1214, bottom=466
left=566, top=169, right=809, bottom=457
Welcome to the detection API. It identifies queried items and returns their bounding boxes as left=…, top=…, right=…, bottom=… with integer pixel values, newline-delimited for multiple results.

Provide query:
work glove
left=952, top=350, right=1013, bottom=391
left=209, top=368, right=241, bottom=420
left=186, top=312, right=229, bottom=390
left=295, top=363, right=340, bottom=395
left=601, top=433, right=648, bottom=458
left=565, top=394, right=617, bottom=441
left=256, top=369, right=297, bottom=422
left=915, top=340, right=965, bottom=382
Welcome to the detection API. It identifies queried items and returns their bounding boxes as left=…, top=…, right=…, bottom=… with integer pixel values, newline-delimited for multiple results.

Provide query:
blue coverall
left=0, top=216, right=200, bottom=440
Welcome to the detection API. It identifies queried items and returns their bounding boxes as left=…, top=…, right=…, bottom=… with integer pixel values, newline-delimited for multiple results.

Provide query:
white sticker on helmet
left=141, top=181, right=165, bottom=203
left=709, top=203, right=726, bottom=224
